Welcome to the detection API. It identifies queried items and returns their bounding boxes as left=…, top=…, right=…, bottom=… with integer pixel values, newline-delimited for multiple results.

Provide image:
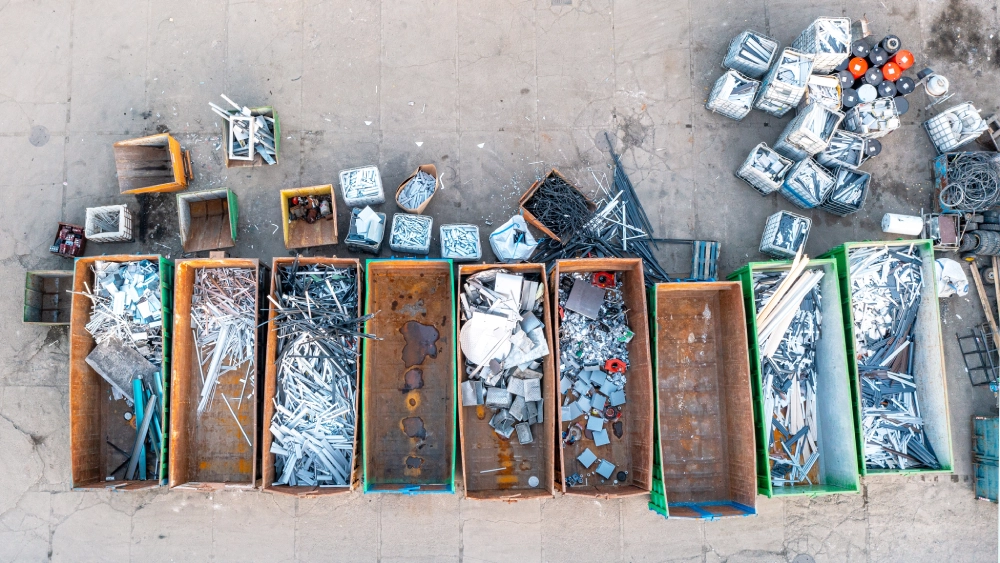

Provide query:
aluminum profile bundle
left=776, top=103, right=845, bottom=157
left=269, top=263, right=376, bottom=487
left=779, top=158, right=835, bottom=209
left=843, top=97, right=901, bottom=139
left=389, top=213, right=433, bottom=254
left=760, top=211, right=811, bottom=258
left=923, top=102, right=989, bottom=154
left=459, top=269, right=549, bottom=444
left=848, top=245, right=941, bottom=471
left=706, top=69, right=760, bottom=121
left=755, top=49, right=813, bottom=117
left=790, top=17, right=851, bottom=73
left=816, top=130, right=867, bottom=170
left=753, top=263, right=826, bottom=486
left=723, top=30, right=779, bottom=79
left=440, top=224, right=481, bottom=261
left=820, top=168, right=870, bottom=216
left=737, top=143, right=794, bottom=195
left=339, top=166, right=385, bottom=207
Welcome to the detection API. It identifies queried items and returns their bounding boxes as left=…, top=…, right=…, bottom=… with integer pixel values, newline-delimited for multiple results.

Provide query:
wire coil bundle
left=939, top=152, right=1000, bottom=211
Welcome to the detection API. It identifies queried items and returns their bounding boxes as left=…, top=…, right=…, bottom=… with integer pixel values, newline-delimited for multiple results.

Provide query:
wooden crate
left=176, top=188, right=238, bottom=253
left=457, top=263, right=556, bottom=500
left=113, top=133, right=191, bottom=194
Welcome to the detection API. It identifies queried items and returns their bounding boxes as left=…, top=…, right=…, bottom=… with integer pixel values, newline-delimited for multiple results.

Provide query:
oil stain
left=405, top=456, right=423, bottom=469
left=927, top=0, right=1000, bottom=68
left=400, top=368, right=424, bottom=392
left=401, top=416, right=426, bottom=439
left=400, top=321, right=439, bottom=367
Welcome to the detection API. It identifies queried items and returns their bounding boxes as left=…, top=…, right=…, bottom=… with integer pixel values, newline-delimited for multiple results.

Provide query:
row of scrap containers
left=66, top=245, right=954, bottom=513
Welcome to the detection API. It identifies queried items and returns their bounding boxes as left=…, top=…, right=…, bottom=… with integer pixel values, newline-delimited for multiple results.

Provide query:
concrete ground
left=1, top=0, right=998, bottom=560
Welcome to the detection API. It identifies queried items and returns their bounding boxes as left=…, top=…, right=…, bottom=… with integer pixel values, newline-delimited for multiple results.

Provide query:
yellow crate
left=279, top=185, right=338, bottom=249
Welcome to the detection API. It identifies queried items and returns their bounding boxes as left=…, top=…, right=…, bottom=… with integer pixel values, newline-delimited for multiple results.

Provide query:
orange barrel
left=849, top=57, right=868, bottom=79
left=882, top=62, right=902, bottom=82
left=891, top=50, right=914, bottom=70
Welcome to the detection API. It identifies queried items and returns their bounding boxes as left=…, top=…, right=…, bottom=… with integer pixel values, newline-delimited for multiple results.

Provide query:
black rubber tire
left=983, top=210, right=1000, bottom=224
left=986, top=268, right=996, bottom=284
left=961, top=233, right=980, bottom=252
left=980, top=223, right=1000, bottom=231
left=967, top=222, right=980, bottom=231
left=970, top=213, right=986, bottom=224
left=976, top=230, right=1000, bottom=255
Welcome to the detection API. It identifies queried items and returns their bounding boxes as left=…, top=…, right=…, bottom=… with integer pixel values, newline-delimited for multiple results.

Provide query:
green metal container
left=362, top=259, right=457, bottom=494
left=820, top=240, right=953, bottom=476
left=728, top=258, right=860, bottom=497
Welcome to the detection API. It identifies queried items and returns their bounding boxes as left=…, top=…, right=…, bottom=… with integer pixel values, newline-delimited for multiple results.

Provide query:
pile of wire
left=939, top=152, right=1000, bottom=211
left=522, top=174, right=593, bottom=240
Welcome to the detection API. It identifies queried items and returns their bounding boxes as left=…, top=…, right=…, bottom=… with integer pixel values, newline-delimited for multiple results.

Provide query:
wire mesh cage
left=759, top=210, right=811, bottom=258
left=84, top=204, right=134, bottom=243
left=754, top=49, right=813, bottom=117
left=790, top=17, right=851, bottom=73
left=736, top=143, right=794, bottom=195
left=820, top=167, right=871, bottom=216
left=924, top=103, right=989, bottom=154
left=779, top=158, right=836, bottom=209
left=723, top=30, right=779, bottom=79
left=706, top=70, right=760, bottom=121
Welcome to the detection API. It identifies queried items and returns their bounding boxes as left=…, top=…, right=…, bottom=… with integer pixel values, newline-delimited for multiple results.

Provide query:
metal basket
left=820, top=167, right=871, bottom=216
left=706, top=70, right=760, bottom=121
left=736, top=143, right=794, bottom=195
left=345, top=208, right=386, bottom=255
left=754, top=49, right=813, bottom=117
left=816, top=130, right=866, bottom=169
left=389, top=213, right=433, bottom=255
left=723, top=30, right=779, bottom=79
left=779, top=158, right=836, bottom=209
left=843, top=97, right=901, bottom=139
left=440, top=224, right=481, bottom=261
left=760, top=210, right=811, bottom=258
left=777, top=103, right=844, bottom=156
left=339, top=165, right=385, bottom=207
left=924, top=103, right=989, bottom=154
left=790, top=17, right=851, bottom=73
left=84, top=204, right=134, bottom=243
left=773, top=136, right=810, bottom=161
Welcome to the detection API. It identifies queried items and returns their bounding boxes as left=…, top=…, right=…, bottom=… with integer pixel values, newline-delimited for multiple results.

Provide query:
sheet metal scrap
left=754, top=267, right=824, bottom=487
left=79, top=260, right=163, bottom=370
left=269, top=263, right=378, bottom=487
left=459, top=269, right=549, bottom=444
left=558, top=273, right=632, bottom=485
left=191, top=268, right=257, bottom=444
left=849, top=245, right=940, bottom=470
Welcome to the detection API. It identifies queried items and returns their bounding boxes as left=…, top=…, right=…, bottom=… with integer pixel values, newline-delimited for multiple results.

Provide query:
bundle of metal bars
left=528, top=137, right=671, bottom=285
left=753, top=256, right=825, bottom=486
left=849, top=245, right=940, bottom=470
left=268, top=263, right=377, bottom=487
left=557, top=272, right=633, bottom=485
left=397, top=170, right=436, bottom=209
left=459, top=269, right=549, bottom=444
left=522, top=174, right=593, bottom=241
left=191, top=267, right=257, bottom=445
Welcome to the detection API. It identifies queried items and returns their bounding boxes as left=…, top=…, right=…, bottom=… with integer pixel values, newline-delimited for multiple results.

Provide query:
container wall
left=552, top=258, right=654, bottom=497
left=261, top=258, right=362, bottom=496
left=457, top=264, right=556, bottom=500
left=362, top=260, right=456, bottom=493
left=69, top=255, right=170, bottom=490
left=649, top=282, right=756, bottom=519
left=169, top=259, right=263, bottom=489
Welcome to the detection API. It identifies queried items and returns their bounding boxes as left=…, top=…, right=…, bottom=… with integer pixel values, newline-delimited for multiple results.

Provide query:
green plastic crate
left=361, top=259, right=456, bottom=494
left=820, top=241, right=953, bottom=476
left=728, top=258, right=860, bottom=497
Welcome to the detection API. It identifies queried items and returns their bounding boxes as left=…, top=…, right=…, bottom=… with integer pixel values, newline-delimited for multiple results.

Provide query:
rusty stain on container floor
left=401, top=321, right=439, bottom=367
left=401, top=368, right=424, bottom=392
left=401, top=417, right=427, bottom=439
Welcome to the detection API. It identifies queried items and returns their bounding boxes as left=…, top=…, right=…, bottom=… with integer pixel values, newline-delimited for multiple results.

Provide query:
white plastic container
left=881, top=213, right=923, bottom=236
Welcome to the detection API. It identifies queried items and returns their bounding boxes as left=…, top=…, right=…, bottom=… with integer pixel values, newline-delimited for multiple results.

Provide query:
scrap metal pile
left=191, top=268, right=257, bottom=445
left=287, top=195, right=333, bottom=224
left=753, top=256, right=825, bottom=487
left=78, top=260, right=165, bottom=481
left=268, top=263, right=376, bottom=487
left=558, top=272, right=633, bottom=487
left=209, top=94, right=277, bottom=164
left=459, top=269, right=549, bottom=444
left=849, top=245, right=940, bottom=470
left=397, top=170, right=436, bottom=210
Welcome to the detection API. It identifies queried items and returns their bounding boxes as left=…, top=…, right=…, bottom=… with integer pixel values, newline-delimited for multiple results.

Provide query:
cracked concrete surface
left=0, top=0, right=998, bottom=560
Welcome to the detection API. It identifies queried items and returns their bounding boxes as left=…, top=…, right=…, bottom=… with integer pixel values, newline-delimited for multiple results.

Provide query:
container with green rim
left=362, top=259, right=457, bottom=493
left=69, top=255, right=173, bottom=489
left=819, top=240, right=953, bottom=476
left=728, top=258, right=860, bottom=497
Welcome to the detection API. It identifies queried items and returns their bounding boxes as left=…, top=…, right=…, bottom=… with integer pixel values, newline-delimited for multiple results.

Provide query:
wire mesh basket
left=339, top=165, right=385, bottom=207
left=820, top=167, right=871, bottom=216
left=760, top=210, right=811, bottom=258
left=84, top=204, right=134, bottom=243
left=736, top=143, right=794, bottom=195
left=723, top=30, right=779, bottom=79
left=816, top=130, right=867, bottom=169
left=754, top=49, right=813, bottom=117
left=843, top=97, right=901, bottom=139
left=706, top=70, right=760, bottom=120
left=779, top=158, right=836, bottom=209
left=790, top=17, right=851, bottom=73
left=924, top=102, right=989, bottom=154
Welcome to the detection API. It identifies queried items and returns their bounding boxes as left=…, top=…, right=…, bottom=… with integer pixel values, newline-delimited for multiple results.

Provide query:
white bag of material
left=489, top=215, right=538, bottom=263
left=936, top=258, right=969, bottom=298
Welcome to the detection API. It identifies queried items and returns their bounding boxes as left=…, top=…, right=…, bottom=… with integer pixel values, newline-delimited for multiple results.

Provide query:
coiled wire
left=939, top=152, right=1000, bottom=211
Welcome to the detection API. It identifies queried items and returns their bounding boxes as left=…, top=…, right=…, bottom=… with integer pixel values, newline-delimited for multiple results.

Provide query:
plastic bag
left=489, top=215, right=538, bottom=263
left=935, top=258, right=969, bottom=298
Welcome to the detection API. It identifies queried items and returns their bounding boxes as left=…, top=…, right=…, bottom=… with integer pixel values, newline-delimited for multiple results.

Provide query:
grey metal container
left=339, top=165, right=386, bottom=207
left=440, top=224, right=482, bottom=262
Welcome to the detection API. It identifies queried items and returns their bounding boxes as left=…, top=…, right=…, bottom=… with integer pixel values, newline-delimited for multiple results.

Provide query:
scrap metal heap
left=558, top=272, right=633, bottom=487
left=191, top=268, right=257, bottom=445
left=397, top=170, right=436, bottom=210
left=209, top=94, right=277, bottom=164
left=459, top=269, right=550, bottom=445
left=849, top=245, right=940, bottom=470
left=753, top=257, right=825, bottom=487
left=268, top=263, right=377, bottom=487
left=77, top=260, right=164, bottom=481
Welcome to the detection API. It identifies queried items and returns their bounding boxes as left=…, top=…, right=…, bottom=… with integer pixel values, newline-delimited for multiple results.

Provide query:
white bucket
left=881, top=213, right=923, bottom=236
